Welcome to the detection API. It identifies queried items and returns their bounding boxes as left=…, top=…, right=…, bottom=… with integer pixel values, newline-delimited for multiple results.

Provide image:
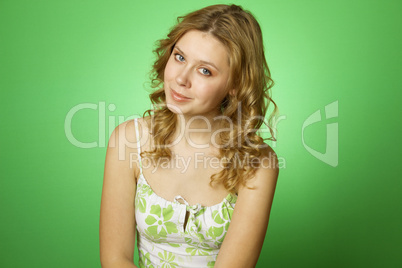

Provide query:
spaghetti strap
left=133, top=118, right=143, bottom=174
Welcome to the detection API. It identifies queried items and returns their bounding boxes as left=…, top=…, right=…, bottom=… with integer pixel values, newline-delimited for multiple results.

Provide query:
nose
left=175, top=67, right=191, bottom=88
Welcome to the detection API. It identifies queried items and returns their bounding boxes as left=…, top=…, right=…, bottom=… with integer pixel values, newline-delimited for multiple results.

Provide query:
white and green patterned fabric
left=134, top=118, right=238, bottom=268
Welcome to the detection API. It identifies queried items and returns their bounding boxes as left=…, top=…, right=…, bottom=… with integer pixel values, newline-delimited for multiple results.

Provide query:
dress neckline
left=138, top=172, right=237, bottom=209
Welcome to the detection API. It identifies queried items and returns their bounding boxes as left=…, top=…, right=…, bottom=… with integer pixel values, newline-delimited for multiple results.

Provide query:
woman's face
left=164, top=30, right=231, bottom=118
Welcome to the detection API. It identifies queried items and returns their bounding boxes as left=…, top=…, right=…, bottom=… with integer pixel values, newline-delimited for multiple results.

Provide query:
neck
left=172, top=112, right=223, bottom=149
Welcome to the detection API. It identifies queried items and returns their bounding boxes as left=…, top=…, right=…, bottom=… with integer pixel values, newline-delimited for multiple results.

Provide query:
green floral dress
left=134, top=119, right=238, bottom=268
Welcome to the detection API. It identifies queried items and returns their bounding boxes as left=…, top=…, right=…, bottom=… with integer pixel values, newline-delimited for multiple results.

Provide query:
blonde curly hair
left=142, top=4, right=278, bottom=194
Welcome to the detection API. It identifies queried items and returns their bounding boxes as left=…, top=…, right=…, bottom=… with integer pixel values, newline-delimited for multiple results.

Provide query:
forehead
left=175, top=30, right=229, bottom=69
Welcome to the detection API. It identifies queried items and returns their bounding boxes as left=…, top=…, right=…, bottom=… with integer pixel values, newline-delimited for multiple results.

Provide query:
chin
left=165, top=100, right=185, bottom=115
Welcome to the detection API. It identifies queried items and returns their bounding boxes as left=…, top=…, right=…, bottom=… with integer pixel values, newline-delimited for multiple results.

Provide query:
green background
left=1, top=0, right=401, bottom=267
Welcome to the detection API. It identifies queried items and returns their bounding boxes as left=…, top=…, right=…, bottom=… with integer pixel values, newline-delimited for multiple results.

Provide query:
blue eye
left=200, top=68, right=211, bottom=76
left=174, top=53, right=185, bottom=62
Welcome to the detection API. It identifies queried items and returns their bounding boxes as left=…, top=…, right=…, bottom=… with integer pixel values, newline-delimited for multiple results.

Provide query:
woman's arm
left=214, top=146, right=279, bottom=268
left=100, top=120, right=139, bottom=268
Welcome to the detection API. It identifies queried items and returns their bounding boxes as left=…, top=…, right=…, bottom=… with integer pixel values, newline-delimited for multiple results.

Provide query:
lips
left=170, top=88, right=192, bottom=102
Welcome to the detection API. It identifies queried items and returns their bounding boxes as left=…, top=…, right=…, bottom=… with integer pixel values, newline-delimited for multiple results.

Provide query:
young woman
left=100, top=4, right=279, bottom=268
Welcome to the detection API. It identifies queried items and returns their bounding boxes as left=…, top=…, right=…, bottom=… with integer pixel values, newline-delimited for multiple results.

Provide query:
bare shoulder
left=109, top=116, right=152, bottom=150
left=238, top=144, right=279, bottom=193
left=109, top=119, right=136, bottom=145
left=107, top=117, right=150, bottom=182
left=215, top=144, right=279, bottom=267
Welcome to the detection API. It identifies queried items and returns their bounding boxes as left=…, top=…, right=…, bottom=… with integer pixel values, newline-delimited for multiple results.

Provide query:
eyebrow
left=174, top=45, right=220, bottom=72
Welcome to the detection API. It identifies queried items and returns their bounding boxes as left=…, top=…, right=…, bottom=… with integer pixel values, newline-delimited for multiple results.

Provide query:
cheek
left=197, top=82, right=228, bottom=102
